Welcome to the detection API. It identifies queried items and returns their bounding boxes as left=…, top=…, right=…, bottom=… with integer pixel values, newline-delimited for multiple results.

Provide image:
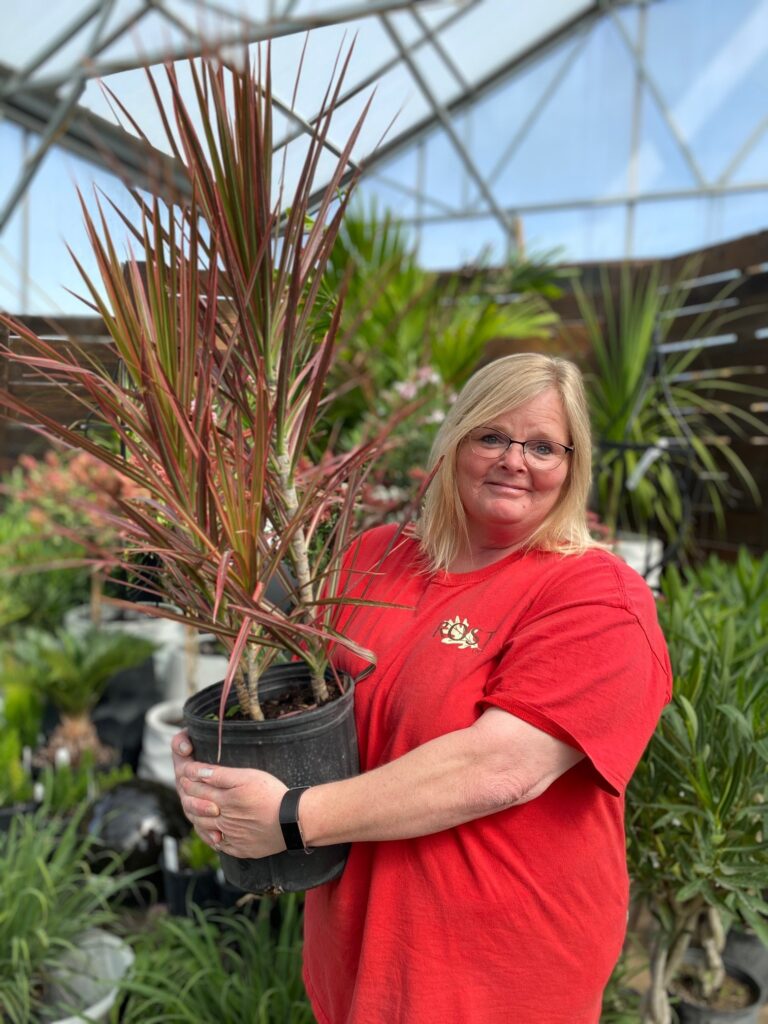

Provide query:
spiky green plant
left=574, top=262, right=767, bottom=544
left=0, top=48, right=403, bottom=725
left=6, top=628, right=155, bottom=765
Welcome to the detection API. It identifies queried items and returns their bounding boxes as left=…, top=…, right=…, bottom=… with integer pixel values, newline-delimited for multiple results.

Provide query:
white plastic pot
left=613, top=532, right=664, bottom=592
left=163, top=632, right=229, bottom=702
left=137, top=699, right=185, bottom=788
left=45, top=928, right=134, bottom=1024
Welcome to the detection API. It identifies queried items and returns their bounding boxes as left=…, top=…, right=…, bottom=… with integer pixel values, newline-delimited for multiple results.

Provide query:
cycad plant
left=626, top=554, right=768, bottom=1023
left=0, top=48, right=397, bottom=725
left=574, top=262, right=767, bottom=544
left=5, top=628, right=155, bottom=766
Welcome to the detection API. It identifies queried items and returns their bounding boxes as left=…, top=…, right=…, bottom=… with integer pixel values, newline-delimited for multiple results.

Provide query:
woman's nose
left=497, top=441, right=527, bottom=470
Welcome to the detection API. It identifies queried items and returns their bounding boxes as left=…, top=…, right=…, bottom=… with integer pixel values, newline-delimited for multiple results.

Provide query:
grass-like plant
left=574, top=262, right=767, bottom=544
left=626, top=554, right=768, bottom=1023
left=0, top=808, right=135, bottom=1024
left=113, top=895, right=312, bottom=1023
left=0, top=47, right=401, bottom=726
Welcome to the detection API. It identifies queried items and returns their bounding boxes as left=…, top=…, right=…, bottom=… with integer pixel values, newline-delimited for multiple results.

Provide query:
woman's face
left=455, top=388, right=571, bottom=553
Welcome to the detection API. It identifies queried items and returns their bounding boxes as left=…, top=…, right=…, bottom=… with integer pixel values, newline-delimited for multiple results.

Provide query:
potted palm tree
left=573, top=262, right=768, bottom=577
left=4, top=627, right=156, bottom=768
left=626, top=554, right=768, bottom=1023
left=0, top=47, right=406, bottom=893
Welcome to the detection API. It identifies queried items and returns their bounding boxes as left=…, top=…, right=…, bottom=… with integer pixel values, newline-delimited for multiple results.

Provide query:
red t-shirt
left=303, top=524, right=671, bottom=1024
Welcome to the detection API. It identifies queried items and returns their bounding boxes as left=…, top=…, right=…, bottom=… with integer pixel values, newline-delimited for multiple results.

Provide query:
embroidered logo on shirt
left=439, top=615, right=482, bottom=650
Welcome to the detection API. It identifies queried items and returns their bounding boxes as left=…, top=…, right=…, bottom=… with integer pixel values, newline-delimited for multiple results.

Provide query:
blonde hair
left=417, top=353, right=595, bottom=571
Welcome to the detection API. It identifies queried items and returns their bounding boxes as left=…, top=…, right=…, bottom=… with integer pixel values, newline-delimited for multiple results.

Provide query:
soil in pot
left=183, top=663, right=358, bottom=895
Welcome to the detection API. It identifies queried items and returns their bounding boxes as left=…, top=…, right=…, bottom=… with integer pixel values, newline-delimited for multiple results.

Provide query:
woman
left=173, top=353, right=671, bottom=1024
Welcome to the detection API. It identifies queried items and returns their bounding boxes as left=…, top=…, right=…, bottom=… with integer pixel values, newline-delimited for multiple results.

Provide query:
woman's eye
left=480, top=433, right=505, bottom=445
left=530, top=441, right=555, bottom=456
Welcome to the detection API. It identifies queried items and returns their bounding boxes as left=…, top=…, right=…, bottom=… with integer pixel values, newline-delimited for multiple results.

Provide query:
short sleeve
left=477, top=552, right=672, bottom=796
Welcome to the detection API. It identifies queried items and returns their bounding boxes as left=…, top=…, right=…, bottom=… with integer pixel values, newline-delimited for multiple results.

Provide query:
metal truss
left=1, top=0, right=768, bottom=307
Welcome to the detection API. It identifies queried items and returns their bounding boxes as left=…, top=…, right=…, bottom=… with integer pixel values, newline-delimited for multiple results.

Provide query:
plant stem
left=700, top=908, right=726, bottom=998
left=90, top=569, right=103, bottom=626
left=276, top=452, right=330, bottom=704
left=642, top=938, right=673, bottom=1024
left=245, top=645, right=265, bottom=721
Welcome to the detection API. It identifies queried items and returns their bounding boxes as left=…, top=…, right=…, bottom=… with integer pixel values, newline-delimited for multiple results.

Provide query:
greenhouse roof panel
left=1, top=0, right=768, bottom=309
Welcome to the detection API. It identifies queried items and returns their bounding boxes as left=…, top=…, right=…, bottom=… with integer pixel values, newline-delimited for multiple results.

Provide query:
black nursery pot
left=161, top=859, right=220, bottom=917
left=674, top=949, right=764, bottom=1024
left=183, top=663, right=358, bottom=895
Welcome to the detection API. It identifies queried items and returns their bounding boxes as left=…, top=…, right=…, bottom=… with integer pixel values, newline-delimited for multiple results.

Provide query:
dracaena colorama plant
left=0, top=48, right=398, bottom=723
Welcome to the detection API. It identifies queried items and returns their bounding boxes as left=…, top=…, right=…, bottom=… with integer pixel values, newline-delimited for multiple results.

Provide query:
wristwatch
left=279, top=786, right=314, bottom=854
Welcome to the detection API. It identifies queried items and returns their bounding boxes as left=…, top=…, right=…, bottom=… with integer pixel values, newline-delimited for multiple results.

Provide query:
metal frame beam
left=0, top=66, right=191, bottom=199
left=380, top=12, right=515, bottom=238
left=358, top=2, right=607, bottom=181
left=605, top=1, right=708, bottom=188
left=383, top=180, right=768, bottom=226
left=465, top=25, right=590, bottom=214
left=718, top=114, right=768, bottom=186
left=0, top=0, right=120, bottom=233
left=18, top=0, right=442, bottom=92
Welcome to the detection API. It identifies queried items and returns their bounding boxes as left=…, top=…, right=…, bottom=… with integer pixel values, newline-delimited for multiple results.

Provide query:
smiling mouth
left=487, top=482, right=529, bottom=494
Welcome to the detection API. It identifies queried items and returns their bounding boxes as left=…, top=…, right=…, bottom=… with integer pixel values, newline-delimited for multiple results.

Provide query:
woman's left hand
left=173, top=737, right=288, bottom=858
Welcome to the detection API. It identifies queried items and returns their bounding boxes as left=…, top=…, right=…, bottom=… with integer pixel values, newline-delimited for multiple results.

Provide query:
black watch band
left=279, top=786, right=313, bottom=854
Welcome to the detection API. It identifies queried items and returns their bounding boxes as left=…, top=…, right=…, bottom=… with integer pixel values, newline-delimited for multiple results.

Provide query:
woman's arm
left=173, top=708, right=584, bottom=858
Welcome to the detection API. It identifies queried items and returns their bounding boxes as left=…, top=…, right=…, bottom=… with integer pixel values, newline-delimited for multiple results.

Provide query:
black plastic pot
left=161, top=858, right=220, bottom=916
left=674, top=949, right=763, bottom=1023
left=183, top=663, right=358, bottom=894
left=0, top=800, right=38, bottom=832
left=724, top=929, right=768, bottom=1005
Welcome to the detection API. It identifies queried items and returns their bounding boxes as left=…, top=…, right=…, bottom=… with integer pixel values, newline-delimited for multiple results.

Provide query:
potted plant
left=626, top=555, right=768, bottom=1023
left=0, top=808, right=136, bottom=1024
left=4, top=627, right=156, bottom=767
left=0, top=47, right=404, bottom=893
left=160, top=831, right=221, bottom=917
left=573, top=262, right=768, bottom=575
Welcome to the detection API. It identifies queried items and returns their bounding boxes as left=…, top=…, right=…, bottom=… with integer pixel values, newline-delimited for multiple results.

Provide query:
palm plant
left=5, top=628, right=155, bottom=766
left=626, top=555, right=768, bottom=1023
left=0, top=48, right=398, bottom=726
left=574, top=262, right=767, bottom=544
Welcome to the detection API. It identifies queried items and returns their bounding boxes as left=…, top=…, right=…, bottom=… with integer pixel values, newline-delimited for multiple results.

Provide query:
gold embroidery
left=440, top=615, right=480, bottom=650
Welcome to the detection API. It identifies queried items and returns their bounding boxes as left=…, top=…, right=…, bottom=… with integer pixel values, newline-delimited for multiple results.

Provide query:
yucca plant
left=5, top=628, right=155, bottom=766
left=0, top=47, right=402, bottom=727
left=574, top=262, right=767, bottom=545
left=626, top=556, right=768, bottom=1023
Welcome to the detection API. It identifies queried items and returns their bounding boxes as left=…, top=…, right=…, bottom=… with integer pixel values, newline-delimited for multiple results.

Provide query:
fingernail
left=179, top=741, right=191, bottom=755
left=197, top=768, right=213, bottom=779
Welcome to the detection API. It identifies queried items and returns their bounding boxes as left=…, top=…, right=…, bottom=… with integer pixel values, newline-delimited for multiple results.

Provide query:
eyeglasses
left=466, top=427, right=574, bottom=469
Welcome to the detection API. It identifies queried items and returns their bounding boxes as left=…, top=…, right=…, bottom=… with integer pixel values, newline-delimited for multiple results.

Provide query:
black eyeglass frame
left=465, top=427, right=574, bottom=468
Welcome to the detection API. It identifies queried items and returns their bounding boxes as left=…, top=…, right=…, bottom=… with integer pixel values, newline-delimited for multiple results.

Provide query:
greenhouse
left=0, top=2, right=767, bottom=1022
